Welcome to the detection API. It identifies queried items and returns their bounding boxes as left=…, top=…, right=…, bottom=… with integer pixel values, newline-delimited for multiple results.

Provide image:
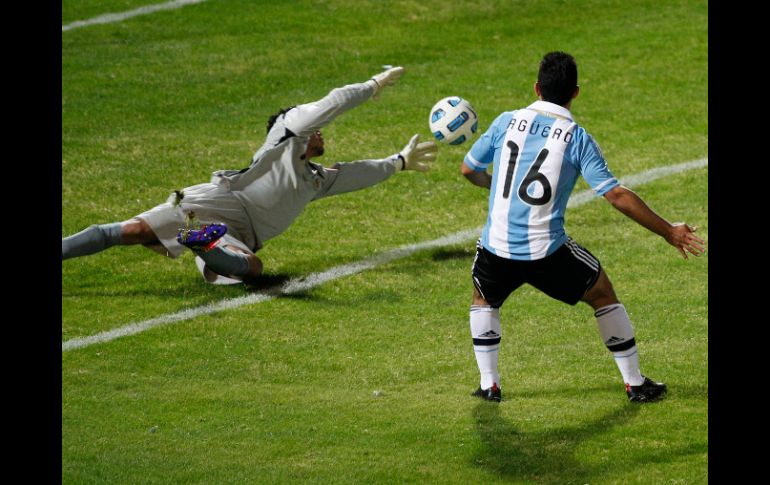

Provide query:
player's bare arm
left=603, top=185, right=706, bottom=259
left=460, top=162, right=491, bottom=189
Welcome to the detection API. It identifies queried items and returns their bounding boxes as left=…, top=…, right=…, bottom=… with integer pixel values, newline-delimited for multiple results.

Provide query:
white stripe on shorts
left=565, top=240, right=599, bottom=272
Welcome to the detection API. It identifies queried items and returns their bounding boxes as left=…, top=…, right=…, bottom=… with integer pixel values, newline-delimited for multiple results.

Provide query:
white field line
left=62, top=158, right=708, bottom=352
left=62, top=0, right=207, bottom=32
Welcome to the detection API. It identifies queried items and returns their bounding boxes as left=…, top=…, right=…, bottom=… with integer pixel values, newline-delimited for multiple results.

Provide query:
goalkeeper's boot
left=177, top=223, right=227, bottom=250
left=471, top=383, right=502, bottom=402
left=626, top=376, right=667, bottom=403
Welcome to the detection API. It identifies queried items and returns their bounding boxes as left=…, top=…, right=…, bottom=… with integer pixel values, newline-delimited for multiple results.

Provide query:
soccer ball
left=428, top=96, right=478, bottom=145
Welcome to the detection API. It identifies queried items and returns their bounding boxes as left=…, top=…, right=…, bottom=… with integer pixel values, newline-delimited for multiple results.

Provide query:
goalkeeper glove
left=369, top=66, right=405, bottom=99
left=395, top=134, right=437, bottom=172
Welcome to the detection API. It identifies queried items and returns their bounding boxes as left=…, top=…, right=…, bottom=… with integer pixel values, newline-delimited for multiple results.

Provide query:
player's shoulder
left=567, top=122, right=597, bottom=146
left=576, top=125, right=602, bottom=150
left=486, top=110, right=516, bottom=132
left=567, top=116, right=587, bottom=133
left=567, top=123, right=607, bottom=164
left=497, top=110, right=518, bottom=122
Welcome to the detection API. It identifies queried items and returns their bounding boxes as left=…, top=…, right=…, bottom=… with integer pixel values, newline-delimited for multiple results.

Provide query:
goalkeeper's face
left=305, top=130, right=325, bottom=158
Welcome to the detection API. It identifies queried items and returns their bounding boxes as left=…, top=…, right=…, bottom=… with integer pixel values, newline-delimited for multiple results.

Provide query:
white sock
left=595, top=303, right=644, bottom=386
left=470, top=305, right=501, bottom=390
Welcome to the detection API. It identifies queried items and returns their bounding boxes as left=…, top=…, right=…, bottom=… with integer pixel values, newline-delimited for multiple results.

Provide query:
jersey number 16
left=502, top=140, right=552, bottom=206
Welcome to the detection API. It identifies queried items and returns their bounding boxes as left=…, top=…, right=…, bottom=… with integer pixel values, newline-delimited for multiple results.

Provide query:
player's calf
left=469, top=304, right=502, bottom=401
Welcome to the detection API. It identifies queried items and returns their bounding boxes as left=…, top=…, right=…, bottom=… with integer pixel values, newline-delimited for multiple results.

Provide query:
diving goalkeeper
left=62, top=67, right=437, bottom=284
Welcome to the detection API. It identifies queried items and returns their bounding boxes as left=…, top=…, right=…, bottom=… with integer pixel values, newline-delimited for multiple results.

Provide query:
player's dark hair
left=266, top=106, right=296, bottom=133
left=537, top=52, right=578, bottom=106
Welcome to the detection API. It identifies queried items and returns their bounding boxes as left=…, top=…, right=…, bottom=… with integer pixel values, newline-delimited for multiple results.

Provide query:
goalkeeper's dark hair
left=537, top=52, right=578, bottom=106
left=266, top=106, right=296, bottom=133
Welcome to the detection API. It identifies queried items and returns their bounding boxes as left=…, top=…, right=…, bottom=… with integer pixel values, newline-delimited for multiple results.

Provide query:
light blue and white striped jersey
left=464, top=100, right=618, bottom=260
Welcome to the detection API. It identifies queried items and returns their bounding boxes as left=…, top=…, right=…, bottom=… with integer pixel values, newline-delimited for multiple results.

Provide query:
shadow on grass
left=429, top=247, right=474, bottom=261
left=493, top=381, right=708, bottom=401
left=472, top=393, right=707, bottom=484
left=244, top=273, right=293, bottom=292
left=473, top=402, right=634, bottom=483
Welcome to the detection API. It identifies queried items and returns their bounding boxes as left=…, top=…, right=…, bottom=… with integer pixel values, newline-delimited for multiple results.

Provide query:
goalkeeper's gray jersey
left=209, top=81, right=396, bottom=249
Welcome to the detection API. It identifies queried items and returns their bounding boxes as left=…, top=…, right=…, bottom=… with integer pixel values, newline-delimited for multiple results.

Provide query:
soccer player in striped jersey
left=62, top=67, right=437, bottom=284
left=461, top=51, right=705, bottom=403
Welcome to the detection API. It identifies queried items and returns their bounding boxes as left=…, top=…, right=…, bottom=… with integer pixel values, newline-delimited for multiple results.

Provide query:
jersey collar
left=526, top=100, right=574, bottom=122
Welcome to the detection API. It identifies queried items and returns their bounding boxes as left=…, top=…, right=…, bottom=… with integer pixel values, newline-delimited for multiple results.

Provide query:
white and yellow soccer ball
left=428, top=96, right=478, bottom=145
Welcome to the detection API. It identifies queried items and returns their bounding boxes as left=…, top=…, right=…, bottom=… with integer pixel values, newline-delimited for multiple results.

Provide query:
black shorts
left=471, top=238, right=601, bottom=308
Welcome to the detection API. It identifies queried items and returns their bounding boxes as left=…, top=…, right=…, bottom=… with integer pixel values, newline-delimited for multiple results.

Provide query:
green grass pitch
left=62, top=0, right=708, bottom=483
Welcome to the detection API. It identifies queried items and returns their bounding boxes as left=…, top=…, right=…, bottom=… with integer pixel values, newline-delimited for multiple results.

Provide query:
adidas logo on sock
left=605, top=336, right=624, bottom=345
left=479, top=330, right=500, bottom=338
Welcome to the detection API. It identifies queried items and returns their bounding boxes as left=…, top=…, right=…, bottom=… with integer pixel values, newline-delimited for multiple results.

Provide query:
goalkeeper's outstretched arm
left=284, top=67, right=405, bottom=137
left=312, top=134, right=437, bottom=199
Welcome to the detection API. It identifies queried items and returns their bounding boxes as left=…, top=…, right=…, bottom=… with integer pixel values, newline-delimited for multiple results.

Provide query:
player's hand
left=370, top=66, right=405, bottom=99
left=398, top=134, right=437, bottom=172
left=667, top=223, right=706, bottom=259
